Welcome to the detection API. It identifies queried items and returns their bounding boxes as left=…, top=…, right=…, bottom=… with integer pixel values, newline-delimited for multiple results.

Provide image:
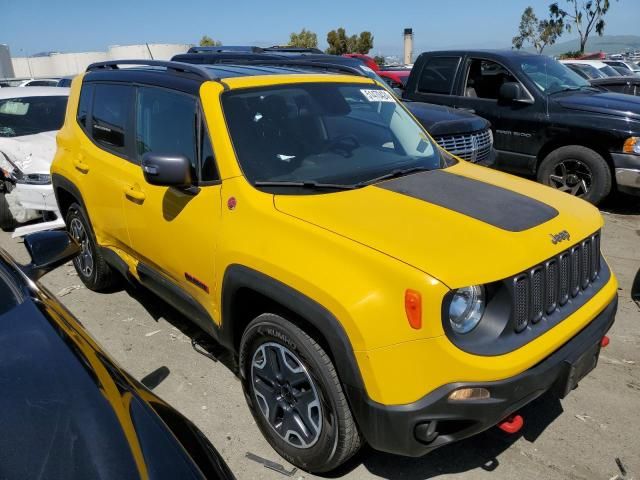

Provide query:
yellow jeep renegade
left=51, top=60, right=618, bottom=473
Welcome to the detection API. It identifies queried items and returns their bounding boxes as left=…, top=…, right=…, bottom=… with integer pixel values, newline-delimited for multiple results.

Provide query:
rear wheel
left=66, top=203, right=119, bottom=291
left=537, top=145, right=611, bottom=205
left=239, top=313, right=361, bottom=473
left=0, top=192, right=16, bottom=232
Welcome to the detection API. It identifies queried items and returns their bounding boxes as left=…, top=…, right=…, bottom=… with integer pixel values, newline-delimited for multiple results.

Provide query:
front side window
left=91, top=84, right=133, bottom=151
left=136, top=87, right=197, bottom=174
left=464, top=59, right=519, bottom=100
left=417, top=57, right=460, bottom=94
left=0, top=95, right=67, bottom=137
left=520, top=56, right=590, bottom=95
left=222, top=83, right=446, bottom=191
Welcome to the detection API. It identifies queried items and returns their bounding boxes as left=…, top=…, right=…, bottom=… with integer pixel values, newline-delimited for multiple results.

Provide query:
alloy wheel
left=251, top=342, right=322, bottom=449
left=548, top=159, right=593, bottom=197
left=69, top=217, right=94, bottom=278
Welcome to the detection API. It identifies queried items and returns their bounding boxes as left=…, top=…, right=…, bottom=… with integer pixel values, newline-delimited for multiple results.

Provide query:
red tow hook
left=498, top=414, right=524, bottom=434
left=601, top=336, right=610, bottom=348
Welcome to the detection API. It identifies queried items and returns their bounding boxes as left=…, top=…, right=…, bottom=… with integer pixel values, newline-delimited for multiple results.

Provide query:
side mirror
left=142, top=153, right=193, bottom=189
left=499, top=82, right=531, bottom=103
left=22, top=231, right=80, bottom=280
left=632, top=268, right=640, bottom=305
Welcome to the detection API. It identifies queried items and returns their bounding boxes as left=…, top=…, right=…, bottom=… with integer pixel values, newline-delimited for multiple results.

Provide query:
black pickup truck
left=403, top=50, right=640, bottom=204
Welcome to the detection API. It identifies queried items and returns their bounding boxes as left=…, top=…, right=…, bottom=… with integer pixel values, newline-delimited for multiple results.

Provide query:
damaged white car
left=0, top=87, right=69, bottom=236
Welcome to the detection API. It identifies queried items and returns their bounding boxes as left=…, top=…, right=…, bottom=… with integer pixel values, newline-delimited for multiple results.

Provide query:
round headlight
left=449, top=285, right=485, bottom=334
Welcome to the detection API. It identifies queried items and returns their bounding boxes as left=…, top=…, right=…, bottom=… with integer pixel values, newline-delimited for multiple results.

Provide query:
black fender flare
left=220, top=264, right=370, bottom=411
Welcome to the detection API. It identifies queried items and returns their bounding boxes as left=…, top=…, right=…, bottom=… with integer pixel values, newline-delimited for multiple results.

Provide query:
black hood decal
left=377, top=170, right=558, bottom=232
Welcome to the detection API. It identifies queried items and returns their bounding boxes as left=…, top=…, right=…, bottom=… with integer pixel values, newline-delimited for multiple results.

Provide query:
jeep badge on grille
left=550, top=230, right=571, bottom=244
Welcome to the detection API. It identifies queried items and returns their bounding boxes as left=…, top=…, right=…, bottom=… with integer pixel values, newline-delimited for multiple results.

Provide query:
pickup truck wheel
left=538, top=146, right=611, bottom=205
left=0, top=192, right=17, bottom=232
left=66, top=203, right=119, bottom=292
left=240, top=313, right=361, bottom=473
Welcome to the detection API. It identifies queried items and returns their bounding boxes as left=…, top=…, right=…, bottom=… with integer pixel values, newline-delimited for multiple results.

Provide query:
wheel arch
left=220, top=264, right=366, bottom=395
left=536, top=137, right=615, bottom=175
left=52, top=174, right=86, bottom=223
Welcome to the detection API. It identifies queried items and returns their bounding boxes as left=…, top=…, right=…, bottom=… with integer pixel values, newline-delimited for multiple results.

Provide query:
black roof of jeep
left=83, top=59, right=372, bottom=96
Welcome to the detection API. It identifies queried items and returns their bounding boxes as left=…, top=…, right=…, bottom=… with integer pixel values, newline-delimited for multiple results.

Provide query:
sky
left=2, top=0, right=639, bottom=56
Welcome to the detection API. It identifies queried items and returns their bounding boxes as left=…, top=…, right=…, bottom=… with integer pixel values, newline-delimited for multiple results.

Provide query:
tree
left=549, top=0, right=616, bottom=54
left=326, top=28, right=374, bottom=55
left=373, top=55, right=386, bottom=66
left=512, top=6, right=563, bottom=53
left=289, top=28, right=318, bottom=48
left=199, top=35, right=221, bottom=47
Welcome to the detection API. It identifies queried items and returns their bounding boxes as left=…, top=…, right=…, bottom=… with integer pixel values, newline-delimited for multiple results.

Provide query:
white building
left=7, top=43, right=193, bottom=79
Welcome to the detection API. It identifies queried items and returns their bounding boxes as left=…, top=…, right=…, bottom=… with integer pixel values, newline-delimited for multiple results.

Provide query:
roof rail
left=264, top=46, right=324, bottom=54
left=187, top=46, right=264, bottom=54
left=210, top=59, right=368, bottom=78
left=86, top=59, right=218, bottom=81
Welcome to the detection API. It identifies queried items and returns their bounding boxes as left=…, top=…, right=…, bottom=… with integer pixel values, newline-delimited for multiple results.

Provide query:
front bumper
left=13, top=182, right=59, bottom=213
left=612, top=153, right=640, bottom=195
left=346, top=296, right=617, bottom=457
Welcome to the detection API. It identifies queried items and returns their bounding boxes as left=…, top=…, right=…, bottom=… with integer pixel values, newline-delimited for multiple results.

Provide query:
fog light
left=448, top=387, right=490, bottom=401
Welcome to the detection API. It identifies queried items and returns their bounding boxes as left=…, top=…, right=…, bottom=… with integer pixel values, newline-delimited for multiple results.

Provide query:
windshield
left=599, top=65, right=621, bottom=77
left=520, top=56, right=590, bottom=94
left=0, top=96, right=67, bottom=137
left=222, top=83, right=445, bottom=190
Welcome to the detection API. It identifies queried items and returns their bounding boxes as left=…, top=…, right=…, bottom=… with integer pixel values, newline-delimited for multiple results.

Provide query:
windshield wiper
left=254, top=181, right=356, bottom=190
left=354, top=166, right=433, bottom=188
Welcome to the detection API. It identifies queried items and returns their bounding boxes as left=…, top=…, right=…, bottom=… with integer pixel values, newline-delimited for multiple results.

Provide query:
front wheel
left=537, top=145, right=611, bottom=205
left=239, top=313, right=361, bottom=473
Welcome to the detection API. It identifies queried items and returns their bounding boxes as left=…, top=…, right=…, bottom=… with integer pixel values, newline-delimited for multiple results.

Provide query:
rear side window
left=77, top=84, right=93, bottom=129
left=136, top=87, right=197, bottom=175
left=91, top=84, right=133, bottom=152
left=418, top=57, right=460, bottom=94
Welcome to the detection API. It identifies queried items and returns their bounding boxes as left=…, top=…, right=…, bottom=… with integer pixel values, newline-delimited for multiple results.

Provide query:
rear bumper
left=347, top=296, right=617, bottom=457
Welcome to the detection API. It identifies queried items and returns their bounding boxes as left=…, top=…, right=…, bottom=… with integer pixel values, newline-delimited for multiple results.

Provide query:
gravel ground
left=1, top=194, right=639, bottom=480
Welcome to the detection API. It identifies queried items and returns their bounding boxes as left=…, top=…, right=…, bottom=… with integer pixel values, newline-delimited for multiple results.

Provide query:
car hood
left=555, top=91, right=640, bottom=120
left=274, top=163, right=603, bottom=288
left=404, top=102, right=490, bottom=136
left=0, top=130, right=57, bottom=174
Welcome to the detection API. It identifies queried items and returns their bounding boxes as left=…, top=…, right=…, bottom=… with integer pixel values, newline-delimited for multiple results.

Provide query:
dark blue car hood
left=404, top=101, right=490, bottom=136
left=555, top=90, right=640, bottom=121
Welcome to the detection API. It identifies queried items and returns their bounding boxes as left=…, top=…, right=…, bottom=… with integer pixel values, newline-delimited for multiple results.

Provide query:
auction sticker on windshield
left=360, top=89, right=396, bottom=103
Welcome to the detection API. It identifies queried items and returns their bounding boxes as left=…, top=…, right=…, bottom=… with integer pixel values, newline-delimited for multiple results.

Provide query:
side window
left=136, top=87, right=197, bottom=175
left=464, top=59, right=518, bottom=100
left=76, top=83, right=93, bottom=130
left=199, top=118, right=219, bottom=182
left=417, top=57, right=460, bottom=94
left=92, top=84, right=133, bottom=152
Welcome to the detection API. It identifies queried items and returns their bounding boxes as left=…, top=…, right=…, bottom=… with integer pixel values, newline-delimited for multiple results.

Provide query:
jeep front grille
left=434, top=129, right=493, bottom=163
left=512, top=232, right=601, bottom=333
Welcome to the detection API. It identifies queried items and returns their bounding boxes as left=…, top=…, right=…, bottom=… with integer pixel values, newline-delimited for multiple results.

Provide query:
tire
left=239, top=313, right=361, bottom=473
left=537, top=145, right=611, bottom=205
left=0, top=192, right=16, bottom=232
left=65, top=203, right=119, bottom=291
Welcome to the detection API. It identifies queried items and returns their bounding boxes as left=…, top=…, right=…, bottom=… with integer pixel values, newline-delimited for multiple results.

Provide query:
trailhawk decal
left=377, top=170, right=558, bottom=232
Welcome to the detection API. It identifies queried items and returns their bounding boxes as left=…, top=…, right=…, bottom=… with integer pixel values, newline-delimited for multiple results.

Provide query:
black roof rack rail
left=86, top=59, right=218, bottom=81
left=212, top=59, right=368, bottom=78
left=187, top=46, right=264, bottom=54
left=264, top=46, right=324, bottom=54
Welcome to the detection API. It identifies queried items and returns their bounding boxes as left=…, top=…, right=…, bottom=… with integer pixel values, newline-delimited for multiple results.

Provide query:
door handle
left=125, top=186, right=146, bottom=202
left=73, top=159, right=89, bottom=174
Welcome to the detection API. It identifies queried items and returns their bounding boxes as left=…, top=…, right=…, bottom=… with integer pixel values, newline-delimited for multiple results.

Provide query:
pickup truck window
left=417, top=57, right=460, bottom=95
left=222, top=83, right=444, bottom=189
left=520, top=56, right=589, bottom=95
left=465, top=59, right=518, bottom=100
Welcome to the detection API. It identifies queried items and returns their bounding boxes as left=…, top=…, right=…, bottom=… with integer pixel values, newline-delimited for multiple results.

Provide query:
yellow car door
left=78, top=83, right=138, bottom=251
left=122, top=86, right=222, bottom=332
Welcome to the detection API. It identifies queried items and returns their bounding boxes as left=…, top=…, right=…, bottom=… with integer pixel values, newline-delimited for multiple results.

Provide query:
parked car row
left=42, top=56, right=617, bottom=474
